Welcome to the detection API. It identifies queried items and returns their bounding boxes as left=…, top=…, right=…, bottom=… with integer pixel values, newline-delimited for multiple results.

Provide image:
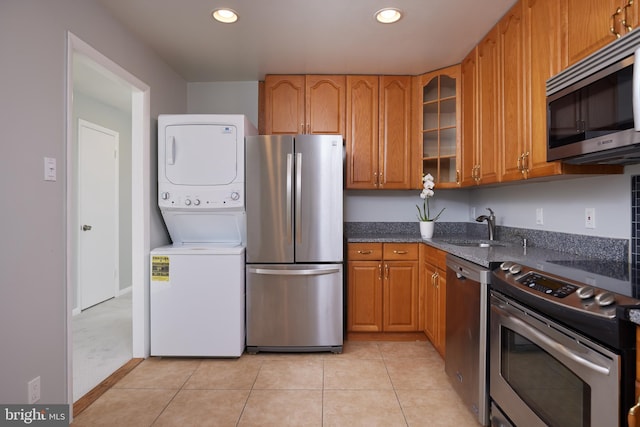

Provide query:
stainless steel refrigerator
left=245, top=134, right=344, bottom=353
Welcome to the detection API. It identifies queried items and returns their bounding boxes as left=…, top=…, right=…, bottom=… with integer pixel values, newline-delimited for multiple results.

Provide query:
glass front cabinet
left=416, top=65, right=461, bottom=188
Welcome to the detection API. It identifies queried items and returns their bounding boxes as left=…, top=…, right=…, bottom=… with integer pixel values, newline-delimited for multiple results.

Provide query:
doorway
left=66, top=32, right=151, bottom=411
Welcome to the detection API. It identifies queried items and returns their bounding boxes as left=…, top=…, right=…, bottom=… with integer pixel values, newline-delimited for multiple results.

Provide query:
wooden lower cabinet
left=347, top=243, right=419, bottom=332
left=348, top=259, right=383, bottom=331
left=420, top=244, right=447, bottom=357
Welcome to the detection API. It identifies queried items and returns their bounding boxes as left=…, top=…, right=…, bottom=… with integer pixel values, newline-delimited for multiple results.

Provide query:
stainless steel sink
left=438, top=239, right=509, bottom=248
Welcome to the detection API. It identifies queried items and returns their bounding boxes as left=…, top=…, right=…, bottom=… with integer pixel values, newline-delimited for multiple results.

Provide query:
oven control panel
left=491, top=261, right=640, bottom=319
left=517, top=272, right=578, bottom=299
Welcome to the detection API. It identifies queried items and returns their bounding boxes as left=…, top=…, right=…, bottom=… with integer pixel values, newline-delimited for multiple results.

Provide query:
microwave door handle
left=493, top=304, right=611, bottom=376
left=634, top=47, right=640, bottom=131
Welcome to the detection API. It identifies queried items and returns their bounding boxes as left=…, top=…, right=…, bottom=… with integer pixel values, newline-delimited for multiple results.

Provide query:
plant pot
left=420, top=221, right=435, bottom=239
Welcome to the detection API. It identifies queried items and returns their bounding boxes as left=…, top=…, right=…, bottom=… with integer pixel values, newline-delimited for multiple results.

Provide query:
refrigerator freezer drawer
left=246, top=264, right=343, bottom=353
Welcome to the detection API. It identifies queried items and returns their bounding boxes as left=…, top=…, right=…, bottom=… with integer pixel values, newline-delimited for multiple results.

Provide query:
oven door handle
left=493, top=304, right=611, bottom=376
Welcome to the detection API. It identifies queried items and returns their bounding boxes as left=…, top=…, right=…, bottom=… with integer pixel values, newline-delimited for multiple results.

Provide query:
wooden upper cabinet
left=264, top=75, right=305, bottom=134
left=525, top=0, right=569, bottom=179
left=490, top=0, right=623, bottom=183
left=476, top=27, right=500, bottom=186
left=346, top=76, right=379, bottom=189
left=305, top=75, right=345, bottom=135
left=416, top=66, right=461, bottom=188
left=499, top=3, right=528, bottom=183
left=565, top=0, right=638, bottom=66
left=460, top=48, right=478, bottom=187
left=379, top=75, right=412, bottom=190
left=264, top=75, right=345, bottom=135
left=345, top=75, right=412, bottom=190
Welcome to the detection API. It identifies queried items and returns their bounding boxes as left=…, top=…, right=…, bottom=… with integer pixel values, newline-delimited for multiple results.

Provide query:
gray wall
left=344, top=167, right=637, bottom=240
left=187, top=81, right=259, bottom=128
left=0, top=0, right=186, bottom=405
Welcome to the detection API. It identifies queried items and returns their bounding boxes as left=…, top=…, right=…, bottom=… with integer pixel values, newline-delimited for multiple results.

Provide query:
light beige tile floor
left=71, top=340, right=479, bottom=427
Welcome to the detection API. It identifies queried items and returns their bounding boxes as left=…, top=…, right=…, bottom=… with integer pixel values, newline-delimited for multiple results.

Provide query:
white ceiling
left=96, top=0, right=518, bottom=82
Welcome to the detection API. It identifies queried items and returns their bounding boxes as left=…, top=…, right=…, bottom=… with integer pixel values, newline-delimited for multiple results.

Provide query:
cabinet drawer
left=422, top=244, right=447, bottom=269
left=383, top=243, right=418, bottom=260
left=348, top=243, right=383, bottom=260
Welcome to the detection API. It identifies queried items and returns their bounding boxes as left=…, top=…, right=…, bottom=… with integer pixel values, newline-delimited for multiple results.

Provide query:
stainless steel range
left=490, top=260, right=640, bottom=427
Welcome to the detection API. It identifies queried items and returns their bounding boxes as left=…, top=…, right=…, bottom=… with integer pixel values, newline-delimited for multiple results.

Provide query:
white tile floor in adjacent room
left=73, top=292, right=133, bottom=402
left=71, top=340, right=478, bottom=426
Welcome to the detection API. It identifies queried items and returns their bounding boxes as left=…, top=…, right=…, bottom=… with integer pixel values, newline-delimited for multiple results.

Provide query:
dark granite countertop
left=346, top=221, right=640, bottom=325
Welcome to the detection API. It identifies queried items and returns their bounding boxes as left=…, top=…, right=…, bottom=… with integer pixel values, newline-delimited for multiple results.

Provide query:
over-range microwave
left=547, top=30, right=640, bottom=165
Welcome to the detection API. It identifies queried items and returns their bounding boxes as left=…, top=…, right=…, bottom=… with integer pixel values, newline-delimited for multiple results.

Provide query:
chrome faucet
left=476, top=208, right=496, bottom=240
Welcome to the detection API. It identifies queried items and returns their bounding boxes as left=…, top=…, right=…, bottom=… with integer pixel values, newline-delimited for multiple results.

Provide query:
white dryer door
left=164, top=124, right=237, bottom=185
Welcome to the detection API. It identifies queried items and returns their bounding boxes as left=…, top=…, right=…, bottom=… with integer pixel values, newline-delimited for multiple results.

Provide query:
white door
left=78, top=119, right=119, bottom=310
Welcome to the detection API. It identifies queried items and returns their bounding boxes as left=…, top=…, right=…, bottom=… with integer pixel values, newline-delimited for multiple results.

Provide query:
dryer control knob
left=193, top=199, right=201, bottom=206
left=161, top=192, right=170, bottom=200
left=230, top=192, right=240, bottom=201
left=185, top=199, right=192, bottom=206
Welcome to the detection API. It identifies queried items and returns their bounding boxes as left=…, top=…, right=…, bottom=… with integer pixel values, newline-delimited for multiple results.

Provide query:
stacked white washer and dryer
left=150, top=114, right=257, bottom=357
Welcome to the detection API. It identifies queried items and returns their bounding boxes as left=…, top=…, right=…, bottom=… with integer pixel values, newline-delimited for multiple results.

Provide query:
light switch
left=44, top=157, right=56, bottom=181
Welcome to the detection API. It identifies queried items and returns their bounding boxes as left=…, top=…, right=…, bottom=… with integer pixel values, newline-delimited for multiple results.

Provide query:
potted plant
left=416, top=173, right=445, bottom=238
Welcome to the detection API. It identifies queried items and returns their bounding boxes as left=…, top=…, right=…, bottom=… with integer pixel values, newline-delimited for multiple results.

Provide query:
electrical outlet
left=535, top=208, right=544, bottom=225
left=28, top=376, right=40, bottom=404
left=585, top=208, right=596, bottom=229
left=470, top=207, right=476, bottom=220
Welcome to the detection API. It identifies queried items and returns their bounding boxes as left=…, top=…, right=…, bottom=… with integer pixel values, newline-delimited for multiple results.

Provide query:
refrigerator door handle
left=286, top=153, right=293, bottom=244
left=295, top=152, right=303, bottom=245
left=248, top=267, right=341, bottom=276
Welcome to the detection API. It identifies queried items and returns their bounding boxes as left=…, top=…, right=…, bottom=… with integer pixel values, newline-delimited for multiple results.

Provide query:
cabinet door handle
left=623, top=0, right=634, bottom=32
left=393, top=250, right=408, bottom=254
left=384, top=264, right=389, bottom=279
left=611, top=7, right=622, bottom=38
left=518, top=153, right=526, bottom=172
left=357, top=250, right=373, bottom=255
left=378, top=264, right=382, bottom=279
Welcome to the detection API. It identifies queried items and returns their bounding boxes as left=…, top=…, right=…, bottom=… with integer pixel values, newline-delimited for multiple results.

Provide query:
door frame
left=77, top=119, right=120, bottom=310
left=66, top=32, right=151, bottom=411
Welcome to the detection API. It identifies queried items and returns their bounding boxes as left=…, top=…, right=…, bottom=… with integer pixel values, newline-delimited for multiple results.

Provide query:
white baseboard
left=117, top=286, right=132, bottom=296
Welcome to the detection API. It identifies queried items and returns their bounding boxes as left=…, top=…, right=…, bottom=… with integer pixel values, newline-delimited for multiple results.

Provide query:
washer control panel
left=158, top=186, right=244, bottom=209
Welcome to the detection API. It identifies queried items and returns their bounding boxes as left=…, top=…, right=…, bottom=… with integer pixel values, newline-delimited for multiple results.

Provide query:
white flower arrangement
left=416, top=173, right=445, bottom=222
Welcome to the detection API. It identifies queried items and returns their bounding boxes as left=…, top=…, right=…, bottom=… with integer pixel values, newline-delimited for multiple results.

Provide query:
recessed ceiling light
left=212, top=8, right=238, bottom=24
left=375, top=8, right=403, bottom=24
